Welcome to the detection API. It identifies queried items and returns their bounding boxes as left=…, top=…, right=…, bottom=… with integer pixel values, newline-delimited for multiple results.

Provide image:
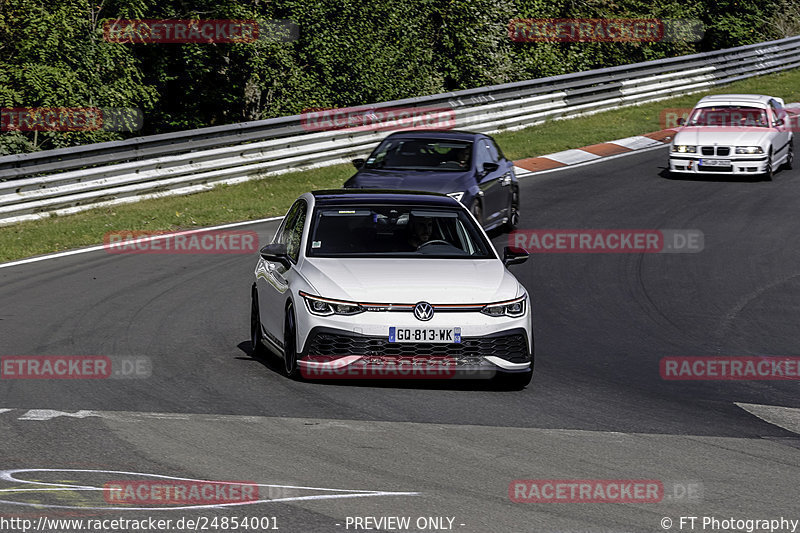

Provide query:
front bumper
left=297, top=326, right=532, bottom=380
left=669, top=155, right=768, bottom=175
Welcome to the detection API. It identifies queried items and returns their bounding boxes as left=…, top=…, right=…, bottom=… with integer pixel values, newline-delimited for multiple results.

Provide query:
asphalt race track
left=1, top=145, right=799, bottom=532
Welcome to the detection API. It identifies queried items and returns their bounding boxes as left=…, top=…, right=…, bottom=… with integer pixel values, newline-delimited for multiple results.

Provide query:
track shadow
left=657, top=166, right=773, bottom=183
left=235, top=341, right=527, bottom=392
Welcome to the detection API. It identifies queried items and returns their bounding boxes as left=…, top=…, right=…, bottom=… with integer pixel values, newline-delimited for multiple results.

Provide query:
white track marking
left=0, top=468, right=419, bottom=511
left=736, top=403, right=800, bottom=436
left=611, top=136, right=666, bottom=150
left=0, top=216, right=283, bottom=271
left=17, top=410, right=101, bottom=421
left=516, top=144, right=669, bottom=177
left=0, top=139, right=675, bottom=271
left=541, top=149, right=601, bottom=165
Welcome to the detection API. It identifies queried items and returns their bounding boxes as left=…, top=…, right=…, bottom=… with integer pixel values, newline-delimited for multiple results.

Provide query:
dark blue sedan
left=343, top=130, right=520, bottom=232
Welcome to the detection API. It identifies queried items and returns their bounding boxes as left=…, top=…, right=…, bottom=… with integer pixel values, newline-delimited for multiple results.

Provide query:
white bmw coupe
left=668, top=94, right=794, bottom=180
left=251, top=190, right=533, bottom=388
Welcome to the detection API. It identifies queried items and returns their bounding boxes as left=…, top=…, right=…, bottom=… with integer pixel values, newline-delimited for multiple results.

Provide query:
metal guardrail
left=1, top=36, right=799, bottom=225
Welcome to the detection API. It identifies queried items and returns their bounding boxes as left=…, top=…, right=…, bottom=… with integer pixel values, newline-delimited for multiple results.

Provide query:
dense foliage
left=0, top=0, right=795, bottom=154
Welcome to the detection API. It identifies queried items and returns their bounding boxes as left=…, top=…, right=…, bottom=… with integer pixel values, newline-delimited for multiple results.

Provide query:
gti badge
left=413, top=302, right=434, bottom=321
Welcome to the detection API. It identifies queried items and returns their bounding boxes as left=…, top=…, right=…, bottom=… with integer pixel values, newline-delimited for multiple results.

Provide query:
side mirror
left=482, top=162, right=500, bottom=174
left=503, top=246, right=529, bottom=267
left=352, top=158, right=365, bottom=169
left=676, top=117, right=686, bottom=126
left=774, top=118, right=785, bottom=127
left=260, top=243, right=291, bottom=269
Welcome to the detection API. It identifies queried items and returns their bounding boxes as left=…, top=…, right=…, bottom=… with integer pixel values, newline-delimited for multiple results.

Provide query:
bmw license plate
left=389, top=327, right=461, bottom=343
left=699, top=158, right=732, bottom=167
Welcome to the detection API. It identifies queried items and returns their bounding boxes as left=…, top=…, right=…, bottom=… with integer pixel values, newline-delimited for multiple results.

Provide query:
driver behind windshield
left=406, top=215, right=435, bottom=249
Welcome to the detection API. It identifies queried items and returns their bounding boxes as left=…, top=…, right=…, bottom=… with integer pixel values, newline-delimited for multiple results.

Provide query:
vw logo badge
left=413, top=301, right=434, bottom=321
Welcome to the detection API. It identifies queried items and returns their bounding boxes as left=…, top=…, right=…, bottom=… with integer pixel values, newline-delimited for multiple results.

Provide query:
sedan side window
left=276, top=199, right=307, bottom=262
left=486, top=139, right=501, bottom=163
left=475, top=140, right=492, bottom=172
left=770, top=99, right=786, bottom=125
left=286, top=203, right=307, bottom=262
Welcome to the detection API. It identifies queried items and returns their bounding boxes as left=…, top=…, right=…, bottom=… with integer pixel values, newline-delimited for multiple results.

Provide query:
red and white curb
left=513, top=102, right=800, bottom=178
left=513, top=129, right=677, bottom=177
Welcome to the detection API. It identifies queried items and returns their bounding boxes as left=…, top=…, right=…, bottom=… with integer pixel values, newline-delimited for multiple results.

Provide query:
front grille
left=303, top=329, right=530, bottom=363
left=700, top=146, right=730, bottom=156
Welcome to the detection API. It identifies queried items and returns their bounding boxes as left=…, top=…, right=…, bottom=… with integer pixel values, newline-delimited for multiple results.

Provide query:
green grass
left=494, top=69, right=800, bottom=160
left=3, top=68, right=800, bottom=263
left=0, top=165, right=351, bottom=263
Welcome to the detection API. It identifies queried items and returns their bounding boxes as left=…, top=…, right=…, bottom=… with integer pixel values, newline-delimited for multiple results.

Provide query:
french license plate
left=389, top=327, right=461, bottom=343
left=699, top=158, right=732, bottom=167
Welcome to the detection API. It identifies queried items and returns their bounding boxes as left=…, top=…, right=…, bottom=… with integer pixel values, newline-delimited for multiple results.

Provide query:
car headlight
left=481, top=296, right=526, bottom=318
left=300, top=292, right=364, bottom=316
left=735, top=146, right=764, bottom=154
left=447, top=192, right=465, bottom=203
left=672, top=145, right=697, bottom=153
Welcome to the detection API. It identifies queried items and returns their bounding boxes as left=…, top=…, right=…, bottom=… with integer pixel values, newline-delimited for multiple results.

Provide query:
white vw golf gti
left=251, top=190, right=533, bottom=388
left=668, top=94, right=794, bottom=180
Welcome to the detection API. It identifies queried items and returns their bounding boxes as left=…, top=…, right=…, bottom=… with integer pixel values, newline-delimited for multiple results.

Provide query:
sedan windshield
left=363, top=139, right=473, bottom=171
left=687, top=106, right=769, bottom=127
left=307, top=204, right=494, bottom=258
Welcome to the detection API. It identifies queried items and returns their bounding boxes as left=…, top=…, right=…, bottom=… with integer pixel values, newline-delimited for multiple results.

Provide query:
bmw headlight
left=672, top=145, right=697, bottom=153
left=481, top=296, right=526, bottom=318
left=300, top=292, right=364, bottom=316
left=447, top=192, right=465, bottom=203
left=735, top=146, right=764, bottom=154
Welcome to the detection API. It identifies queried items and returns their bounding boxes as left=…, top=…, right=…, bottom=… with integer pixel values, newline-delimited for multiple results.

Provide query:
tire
left=495, top=370, right=533, bottom=390
left=283, top=302, right=301, bottom=380
left=470, top=199, right=482, bottom=225
left=784, top=141, right=794, bottom=170
left=764, top=150, right=774, bottom=181
left=504, top=188, right=520, bottom=232
left=250, top=285, right=266, bottom=357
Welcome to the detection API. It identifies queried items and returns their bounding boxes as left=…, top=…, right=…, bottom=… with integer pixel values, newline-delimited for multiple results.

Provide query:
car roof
left=380, top=129, right=484, bottom=141
left=311, top=189, right=461, bottom=207
left=696, top=94, right=773, bottom=106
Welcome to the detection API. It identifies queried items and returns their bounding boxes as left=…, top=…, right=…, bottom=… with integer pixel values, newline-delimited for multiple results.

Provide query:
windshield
left=363, top=139, right=473, bottom=171
left=307, top=204, right=494, bottom=258
left=687, top=106, right=769, bottom=127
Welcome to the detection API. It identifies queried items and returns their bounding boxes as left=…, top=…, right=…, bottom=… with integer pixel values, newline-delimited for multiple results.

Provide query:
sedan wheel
left=470, top=199, right=482, bottom=225
left=495, top=369, right=533, bottom=390
left=504, top=188, right=520, bottom=232
left=283, top=303, right=301, bottom=379
left=764, top=150, right=774, bottom=181
left=250, top=285, right=266, bottom=357
left=784, top=142, right=794, bottom=170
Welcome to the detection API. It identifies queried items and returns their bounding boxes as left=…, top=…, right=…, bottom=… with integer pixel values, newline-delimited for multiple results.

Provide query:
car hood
left=673, top=127, right=773, bottom=146
left=345, top=169, right=471, bottom=194
left=300, top=257, right=522, bottom=304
